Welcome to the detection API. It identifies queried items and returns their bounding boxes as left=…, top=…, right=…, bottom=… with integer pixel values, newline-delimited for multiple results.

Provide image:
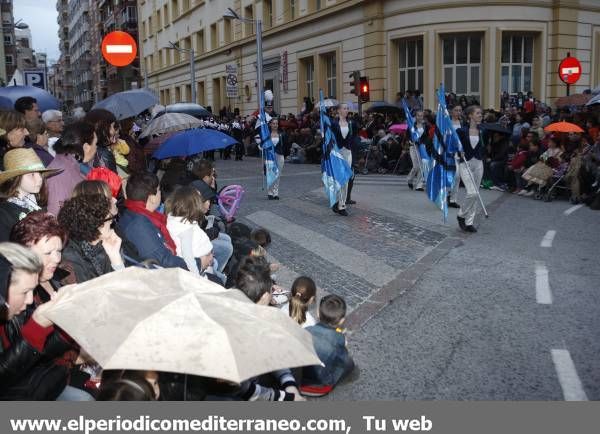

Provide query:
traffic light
left=359, top=76, right=370, bottom=103
left=349, top=70, right=360, bottom=95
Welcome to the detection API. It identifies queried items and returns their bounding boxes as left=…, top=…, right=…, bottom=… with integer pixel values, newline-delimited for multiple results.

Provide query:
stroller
left=534, top=162, right=570, bottom=202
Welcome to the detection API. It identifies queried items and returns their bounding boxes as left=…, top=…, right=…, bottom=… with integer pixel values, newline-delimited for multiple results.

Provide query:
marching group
left=0, top=96, right=354, bottom=401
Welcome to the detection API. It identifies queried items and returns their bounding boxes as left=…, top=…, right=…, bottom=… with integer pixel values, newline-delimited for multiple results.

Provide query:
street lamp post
left=166, top=42, right=196, bottom=104
left=223, top=8, right=262, bottom=114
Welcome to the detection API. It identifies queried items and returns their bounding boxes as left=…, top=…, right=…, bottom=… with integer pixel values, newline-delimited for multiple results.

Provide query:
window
left=173, top=45, right=180, bottom=64
left=155, top=10, right=161, bottom=29
left=196, top=29, right=205, bottom=54
left=263, top=0, right=273, bottom=29
left=224, top=19, right=232, bottom=44
left=182, top=0, right=190, bottom=13
left=148, top=16, right=153, bottom=35
left=244, top=5, right=254, bottom=37
left=197, top=80, right=205, bottom=105
left=324, top=54, right=337, bottom=98
left=210, top=23, right=217, bottom=50
left=175, top=86, right=181, bottom=102
left=213, top=77, right=221, bottom=110
left=501, top=34, right=534, bottom=94
left=165, top=88, right=171, bottom=104
left=171, top=0, right=179, bottom=20
left=442, top=34, right=481, bottom=97
left=185, top=84, right=191, bottom=102
left=398, top=38, right=423, bottom=93
left=300, top=57, right=315, bottom=100
left=4, top=35, right=12, bottom=44
left=163, top=5, right=169, bottom=26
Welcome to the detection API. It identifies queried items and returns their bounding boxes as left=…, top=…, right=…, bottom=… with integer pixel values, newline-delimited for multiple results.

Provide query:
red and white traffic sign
left=558, top=56, right=582, bottom=85
left=101, top=31, right=137, bottom=67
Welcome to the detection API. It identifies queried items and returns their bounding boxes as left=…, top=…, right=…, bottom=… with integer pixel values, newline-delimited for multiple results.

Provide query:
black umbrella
left=481, top=123, right=511, bottom=135
left=366, top=101, right=402, bottom=115
left=166, top=103, right=211, bottom=118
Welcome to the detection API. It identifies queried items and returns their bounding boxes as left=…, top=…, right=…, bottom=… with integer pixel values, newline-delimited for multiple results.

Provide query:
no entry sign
left=558, top=56, right=582, bottom=85
left=101, top=31, right=137, bottom=67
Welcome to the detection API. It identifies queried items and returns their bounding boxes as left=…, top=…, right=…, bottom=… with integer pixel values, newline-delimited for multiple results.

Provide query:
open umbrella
left=554, top=93, right=592, bottom=107
left=0, top=85, right=60, bottom=112
left=0, top=95, right=14, bottom=110
left=44, top=267, right=321, bottom=383
left=153, top=128, right=238, bottom=160
left=166, top=103, right=211, bottom=118
left=481, top=123, right=512, bottom=135
left=140, top=112, right=202, bottom=138
left=586, top=93, right=600, bottom=106
left=366, top=101, right=402, bottom=115
left=389, top=123, right=408, bottom=134
left=92, top=88, right=158, bottom=120
left=316, top=98, right=339, bottom=109
left=544, top=121, right=584, bottom=134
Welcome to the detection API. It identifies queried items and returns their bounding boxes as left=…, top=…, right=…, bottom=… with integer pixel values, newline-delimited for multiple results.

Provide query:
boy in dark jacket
left=301, top=294, right=355, bottom=397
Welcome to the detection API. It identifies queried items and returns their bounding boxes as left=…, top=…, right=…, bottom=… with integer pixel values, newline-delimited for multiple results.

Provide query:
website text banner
left=1, top=402, right=598, bottom=434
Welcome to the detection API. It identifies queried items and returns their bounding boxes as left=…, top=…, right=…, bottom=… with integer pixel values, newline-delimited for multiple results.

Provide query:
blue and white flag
left=401, top=98, right=420, bottom=143
left=403, top=97, right=431, bottom=181
left=319, top=90, right=352, bottom=207
left=258, top=90, right=278, bottom=189
left=426, top=84, right=463, bottom=221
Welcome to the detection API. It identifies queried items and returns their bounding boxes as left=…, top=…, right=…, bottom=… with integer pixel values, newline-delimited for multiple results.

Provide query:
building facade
left=68, top=0, right=93, bottom=109
left=1, top=0, right=16, bottom=85
left=56, top=0, right=74, bottom=109
left=138, top=0, right=600, bottom=115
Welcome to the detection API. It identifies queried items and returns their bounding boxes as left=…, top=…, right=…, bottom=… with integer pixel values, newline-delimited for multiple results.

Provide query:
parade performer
left=456, top=106, right=484, bottom=232
left=448, top=105, right=464, bottom=208
left=331, top=103, right=358, bottom=213
left=265, top=118, right=290, bottom=200
left=402, top=102, right=428, bottom=191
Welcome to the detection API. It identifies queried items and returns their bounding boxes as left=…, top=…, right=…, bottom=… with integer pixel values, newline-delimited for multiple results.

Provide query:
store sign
left=24, top=69, right=46, bottom=89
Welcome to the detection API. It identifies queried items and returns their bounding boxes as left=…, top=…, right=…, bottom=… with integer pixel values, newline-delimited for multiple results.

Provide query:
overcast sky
left=14, top=0, right=60, bottom=63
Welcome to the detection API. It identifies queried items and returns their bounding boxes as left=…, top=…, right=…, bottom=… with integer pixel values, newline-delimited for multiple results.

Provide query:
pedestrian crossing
left=353, top=174, right=408, bottom=186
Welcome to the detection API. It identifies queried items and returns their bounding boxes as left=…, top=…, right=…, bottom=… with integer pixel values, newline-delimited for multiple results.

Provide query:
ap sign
left=24, top=69, right=46, bottom=89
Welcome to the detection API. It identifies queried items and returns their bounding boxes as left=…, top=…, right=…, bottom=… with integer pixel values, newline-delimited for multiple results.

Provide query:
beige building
left=138, top=0, right=600, bottom=115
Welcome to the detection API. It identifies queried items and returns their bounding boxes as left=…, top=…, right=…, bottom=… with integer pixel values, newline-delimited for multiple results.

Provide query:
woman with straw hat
left=0, top=148, right=60, bottom=241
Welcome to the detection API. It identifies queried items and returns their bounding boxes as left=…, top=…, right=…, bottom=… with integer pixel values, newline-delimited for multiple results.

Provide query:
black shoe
left=347, top=199, right=357, bottom=205
left=332, top=202, right=340, bottom=214
left=457, top=216, right=466, bottom=230
left=273, top=196, right=279, bottom=200
left=408, top=183, right=414, bottom=190
left=337, top=209, right=349, bottom=216
left=268, top=195, right=274, bottom=200
left=464, top=225, right=477, bottom=233
left=415, top=187, right=424, bottom=191
left=448, top=201, right=460, bottom=208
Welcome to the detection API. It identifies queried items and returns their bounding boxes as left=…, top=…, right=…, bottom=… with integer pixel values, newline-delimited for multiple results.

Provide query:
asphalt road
left=214, top=157, right=599, bottom=400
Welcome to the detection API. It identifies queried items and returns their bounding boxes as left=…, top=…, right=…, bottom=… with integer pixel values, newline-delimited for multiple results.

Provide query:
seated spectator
left=251, top=227, right=272, bottom=248
left=301, top=294, right=355, bottom=397
left=0, top=242, right=77, bottom=400
left=486, top=132, right=510, bottom=190
left=508, top=142, right=530, bottom=194
left=10, top=211, right=68, bottom=304
left=280, top=276, right=317, bottom=328
left=165, top=186, right=221, bottom=283
left=118, top=172, right=187, bottom=269
left=0, top=148, right=59, bottom=241
left=57, top=194, right=125, bottom=284
left=46, top=122, right=98, bottom=216
left=24, top=118, right=53, bottom=166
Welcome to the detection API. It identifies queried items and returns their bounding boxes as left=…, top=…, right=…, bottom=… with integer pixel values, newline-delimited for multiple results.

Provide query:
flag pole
left=459, top=153, right=489, bottom=218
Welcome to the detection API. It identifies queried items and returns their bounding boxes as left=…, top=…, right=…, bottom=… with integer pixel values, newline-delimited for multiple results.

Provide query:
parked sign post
left=558, top=52, right=582, bottom=96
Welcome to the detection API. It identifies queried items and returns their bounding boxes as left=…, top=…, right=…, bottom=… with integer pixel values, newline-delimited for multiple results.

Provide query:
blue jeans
left=211, top=232, right=233, bottom=273
left=56, top=385, right=95, bottom=401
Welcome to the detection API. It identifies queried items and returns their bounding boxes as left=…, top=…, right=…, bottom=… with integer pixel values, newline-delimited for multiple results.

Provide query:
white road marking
left=535, top=261, right=552, bottom=304
left=540, top=230, right=556, bottom=248
left=106, top=44, right=134, bottom=54
left=563, top=204, right=583, bottom=216
left=551, top=349, right=588, bottom=401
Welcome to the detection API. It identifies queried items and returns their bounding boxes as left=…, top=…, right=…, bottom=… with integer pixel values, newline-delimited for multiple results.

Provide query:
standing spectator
left=83, top=109, right=118, bottom=173
left=14, top=97, right=40, bottom=122
left=45, top=122, right=97, bottom=216
left=24, top=118, right=53, bottom=167
left=0, top=110, right=29, bottom=164
left=0, top=149, right=59, bottom=241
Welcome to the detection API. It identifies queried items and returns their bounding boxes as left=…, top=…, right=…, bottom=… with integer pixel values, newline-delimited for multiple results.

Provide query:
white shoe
left=523, top=190, right=535, bottom=197
left=517, top=189, right=527, bottom=196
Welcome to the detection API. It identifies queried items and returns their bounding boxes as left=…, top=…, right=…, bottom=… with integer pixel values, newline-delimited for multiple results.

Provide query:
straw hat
left=0, top=148, right=61, bottom=185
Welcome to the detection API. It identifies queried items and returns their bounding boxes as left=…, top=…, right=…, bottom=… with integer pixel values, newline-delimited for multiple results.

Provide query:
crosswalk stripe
left=245, top=210, right=397, bottom=287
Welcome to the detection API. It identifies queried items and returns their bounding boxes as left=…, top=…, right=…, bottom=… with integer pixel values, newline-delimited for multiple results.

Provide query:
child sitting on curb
left=301, top=294, right=355, bottom=397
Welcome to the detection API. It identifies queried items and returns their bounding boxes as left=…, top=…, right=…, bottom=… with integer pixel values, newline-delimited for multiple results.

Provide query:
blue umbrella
left=152, top=128, right=238, bottom=160
left=0, top=85, right=60, bottom=112
left=0, top=95, right=14, bottom=110
left=92, top=88, right=159, bottom=120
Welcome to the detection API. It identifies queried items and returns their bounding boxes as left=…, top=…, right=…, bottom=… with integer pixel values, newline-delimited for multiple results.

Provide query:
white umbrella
left=139, top=112, right=203, bottom=138
left=316, top=98, right=339, bottom=109
left=44, top=267, right=320, bottom=384
left=585, top=93, right=600, bottom=106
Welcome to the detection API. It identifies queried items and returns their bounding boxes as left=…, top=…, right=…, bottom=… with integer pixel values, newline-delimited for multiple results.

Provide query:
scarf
left=124, top=199, right=177, bottom=254
left=7, top=194, right=41, bottom=214
left=78, top=240, right=108, bottom=277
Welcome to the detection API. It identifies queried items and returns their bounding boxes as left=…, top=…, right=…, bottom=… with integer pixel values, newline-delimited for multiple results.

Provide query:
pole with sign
left=226, top=64, right=238, bottom=113
left=558, top=52, right=582, bottom=97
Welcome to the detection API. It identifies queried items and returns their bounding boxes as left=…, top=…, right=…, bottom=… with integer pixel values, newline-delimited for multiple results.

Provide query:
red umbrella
left=544, top=121, right=584, bottom=134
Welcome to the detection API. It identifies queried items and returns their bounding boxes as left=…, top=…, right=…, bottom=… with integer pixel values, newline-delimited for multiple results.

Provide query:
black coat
left=0, top=309, right=71, bottom=400
left=0, top=201, right=30, bottom=242
left=93, top=146, right=117, bottom=173
left=331, top=119, right=359, bottom=150
left=60, top=239, right=114, bottom=284
left=456, top=126, right=484, bottom=161
left=271, top=132, right=291, bottom=157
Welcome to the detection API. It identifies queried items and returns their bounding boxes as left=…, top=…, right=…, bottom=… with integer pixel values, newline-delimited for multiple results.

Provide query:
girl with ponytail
left=284, top=276, right=317, bottom=328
